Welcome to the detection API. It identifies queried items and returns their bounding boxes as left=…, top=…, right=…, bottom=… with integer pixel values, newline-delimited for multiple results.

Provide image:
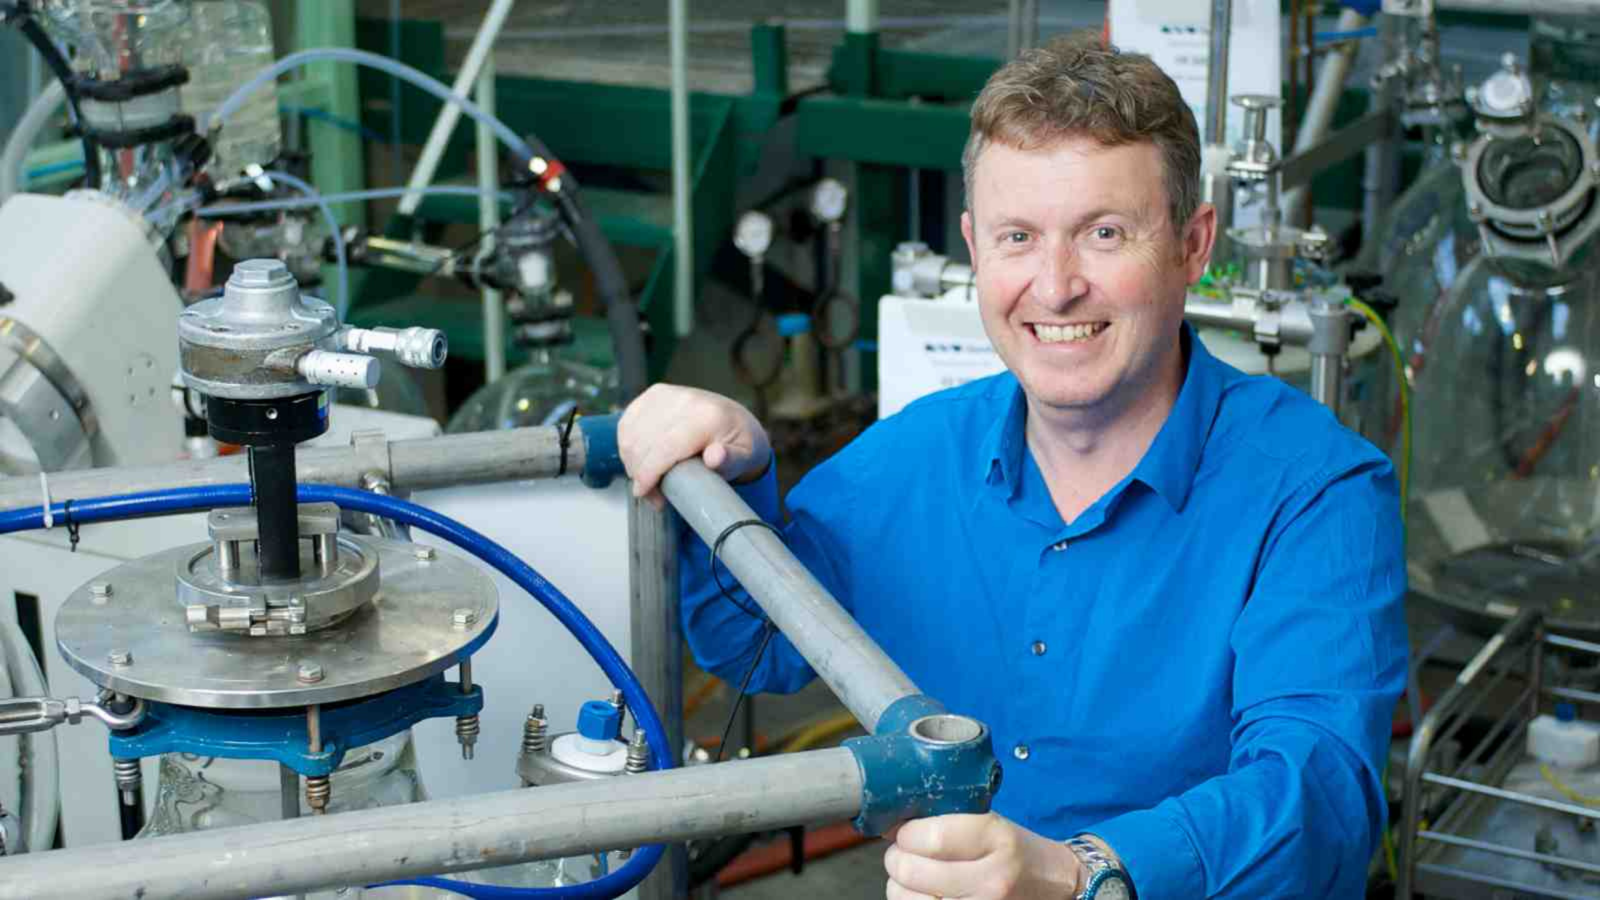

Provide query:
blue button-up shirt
left=680, top=326, right=1407, bottom=898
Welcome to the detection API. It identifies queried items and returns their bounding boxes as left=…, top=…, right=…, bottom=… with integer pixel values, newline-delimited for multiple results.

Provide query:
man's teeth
left=1034, top=322, right=1107, bottom=343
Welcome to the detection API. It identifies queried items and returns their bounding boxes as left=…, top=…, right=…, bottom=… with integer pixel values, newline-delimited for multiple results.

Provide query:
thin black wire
left=712, top=621, right=775, bottom=764
left=709, top=518, right=780, bottom=622
left=428, top=195, right=542, bottom=277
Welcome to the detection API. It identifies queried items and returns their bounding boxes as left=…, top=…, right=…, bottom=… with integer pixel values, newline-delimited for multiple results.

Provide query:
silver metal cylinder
left=0, top=748, right=865, bottom=900
left=660, top=460, right=921, bottom=732
left=1308, top=354, right=1344, bottom=412
left=295, top=351, right=380, bottom=390
left=1205, top=0, right=1234, bottom=146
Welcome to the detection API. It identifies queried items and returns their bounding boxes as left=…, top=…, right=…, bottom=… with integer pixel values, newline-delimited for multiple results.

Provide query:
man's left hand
left=883, top=812, right=1084, bottom=899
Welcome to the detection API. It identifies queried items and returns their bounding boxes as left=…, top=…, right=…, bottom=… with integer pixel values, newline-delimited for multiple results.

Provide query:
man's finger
left=884, top=880, right=940, bottom=900
left=884, top=842, right=991, bottom=898
left=894, top=814, right=1000, bottom=861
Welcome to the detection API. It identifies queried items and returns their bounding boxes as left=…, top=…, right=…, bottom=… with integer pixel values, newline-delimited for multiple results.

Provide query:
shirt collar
left=979, top=324, right=1226, bottom=512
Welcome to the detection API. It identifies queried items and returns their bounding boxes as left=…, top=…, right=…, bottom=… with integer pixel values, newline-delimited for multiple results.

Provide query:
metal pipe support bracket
left=106, top=672, right=483, bottom=777
left=843, top=694, right=1000, bottom=836
left=577, top=412, right=624, bottom=488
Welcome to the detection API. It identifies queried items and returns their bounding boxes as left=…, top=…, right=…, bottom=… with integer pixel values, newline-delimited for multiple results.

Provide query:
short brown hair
left=962, top=30, right=1201, bottom=235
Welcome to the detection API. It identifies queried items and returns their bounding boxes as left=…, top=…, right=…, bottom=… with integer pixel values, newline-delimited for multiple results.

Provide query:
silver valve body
left=178, top=259, right=447, bottom=400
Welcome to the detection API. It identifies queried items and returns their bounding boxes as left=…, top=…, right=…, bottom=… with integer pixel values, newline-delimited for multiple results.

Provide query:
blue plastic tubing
left=0, top=483, right=665, bottom=899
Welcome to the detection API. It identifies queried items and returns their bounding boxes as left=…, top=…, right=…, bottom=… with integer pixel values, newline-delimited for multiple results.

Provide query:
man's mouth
left=1030, top=322, right=1109, bottom=344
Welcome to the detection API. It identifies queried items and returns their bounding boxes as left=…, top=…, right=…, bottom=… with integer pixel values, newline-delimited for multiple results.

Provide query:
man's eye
left=1004, top=231, right=1030, bottom=243
left=1092, top=226, right=1122, bottom=241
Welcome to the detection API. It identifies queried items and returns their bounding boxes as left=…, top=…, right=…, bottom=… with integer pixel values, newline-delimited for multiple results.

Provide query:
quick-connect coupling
left=844, top=694, right=1001, bottom=836
left=336, top=326, right=448, bottom=370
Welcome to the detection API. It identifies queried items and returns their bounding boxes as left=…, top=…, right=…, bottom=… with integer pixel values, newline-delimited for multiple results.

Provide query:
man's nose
left=1031, top=240, right=1089, bottom=310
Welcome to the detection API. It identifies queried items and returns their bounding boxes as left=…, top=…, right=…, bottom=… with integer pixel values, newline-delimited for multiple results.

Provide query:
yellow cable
left=1381, top=760, right=1400, bottom=883
left=778, top=712, right=861, bottom=753
left=1540, top=763, right=1600, bottom=806
left=1345, top=298, right=1410, bottom=526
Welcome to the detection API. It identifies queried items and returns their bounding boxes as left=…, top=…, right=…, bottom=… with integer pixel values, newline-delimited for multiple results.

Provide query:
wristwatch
left=1066, top=837, right=1136, bottom=900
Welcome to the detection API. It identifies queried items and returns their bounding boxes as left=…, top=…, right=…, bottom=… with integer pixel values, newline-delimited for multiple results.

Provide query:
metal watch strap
left=1066, top=837, right=1128, bottom=900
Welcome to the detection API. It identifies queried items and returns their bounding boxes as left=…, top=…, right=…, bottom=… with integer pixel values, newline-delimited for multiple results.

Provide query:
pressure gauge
left=733, top=210, right=774, bottom=259
left=811, top=178, right=849, bottom=225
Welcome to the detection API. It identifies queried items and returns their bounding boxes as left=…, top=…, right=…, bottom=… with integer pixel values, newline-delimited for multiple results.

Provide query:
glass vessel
left=178, top=0, right=282, bottom=179
left=447, top=347, right=619, bottom=433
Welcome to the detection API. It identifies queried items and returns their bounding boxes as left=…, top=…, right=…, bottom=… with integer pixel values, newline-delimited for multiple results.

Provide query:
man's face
left=961, top=137, right=1213, bottom=418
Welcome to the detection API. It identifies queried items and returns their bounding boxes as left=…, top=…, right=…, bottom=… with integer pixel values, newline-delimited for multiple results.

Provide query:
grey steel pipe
left=1309, top=354, right=1343, bottom=413
left=1282, top=7, right=1368, bottom=224
left=660, top=459, right=921, bottom=732
left=1205, top=0, right=1233, bottom=146
left=0, top=747, right=864, bottom=900
left=1183, top=295, right=1316, bottom=345
left=0, top=426, right=585, bottom=511
left=629, top=495, right=686, bottom=900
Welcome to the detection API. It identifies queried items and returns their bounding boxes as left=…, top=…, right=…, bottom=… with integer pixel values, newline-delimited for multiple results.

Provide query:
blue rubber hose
left=0, top=483, right=666, bottom=899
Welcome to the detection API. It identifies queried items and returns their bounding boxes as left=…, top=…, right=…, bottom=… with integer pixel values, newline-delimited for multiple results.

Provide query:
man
left=620, top=31, right=1406, bottom=899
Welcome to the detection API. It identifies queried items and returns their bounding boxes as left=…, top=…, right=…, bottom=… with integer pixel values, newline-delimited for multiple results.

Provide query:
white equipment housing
left=0, top=193, right=184, bottom=472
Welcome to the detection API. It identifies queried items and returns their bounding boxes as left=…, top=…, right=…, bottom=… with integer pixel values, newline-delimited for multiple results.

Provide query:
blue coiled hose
left=0, top=483, right=666, bottom=899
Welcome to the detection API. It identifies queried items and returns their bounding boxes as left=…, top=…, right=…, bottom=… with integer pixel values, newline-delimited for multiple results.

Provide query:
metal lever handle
left=0, top=695, right=146, bottom=736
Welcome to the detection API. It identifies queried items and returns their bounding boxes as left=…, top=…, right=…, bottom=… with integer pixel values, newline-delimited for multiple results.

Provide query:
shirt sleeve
left=1087, top=458, right=1408, bottom=898
left=677, top=454, right=859, bottom=696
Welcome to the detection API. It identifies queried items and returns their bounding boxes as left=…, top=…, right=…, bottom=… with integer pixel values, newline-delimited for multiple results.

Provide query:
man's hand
left=617, top=384, right=772, bottom=506
left=883, top=813, right=1085, bottom=900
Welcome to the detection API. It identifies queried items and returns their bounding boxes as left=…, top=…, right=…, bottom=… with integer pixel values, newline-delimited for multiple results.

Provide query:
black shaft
left=117, top=785, right=144, bottom=841
left=250, top=443, right=301, bottom=580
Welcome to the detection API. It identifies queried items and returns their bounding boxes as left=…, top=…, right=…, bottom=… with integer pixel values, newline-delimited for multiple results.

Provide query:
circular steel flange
left=176, top=534, right=379, bottom=635
left=55, top=537, right=497, bottom=709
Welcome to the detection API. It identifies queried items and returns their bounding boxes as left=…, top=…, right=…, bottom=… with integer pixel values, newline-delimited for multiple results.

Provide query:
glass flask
left=1401, top=253, right=1600, bottom=634
left=141, top=732, right=455, bottom=899
left=1530, top=15, right=1600, bottom=132
left=447, top=347, right=620, bottom=433
left=178, top=0, right=282, bottom=179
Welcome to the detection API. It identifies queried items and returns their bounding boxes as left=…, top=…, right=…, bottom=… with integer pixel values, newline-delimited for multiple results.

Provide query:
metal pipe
left=1007, top=0, right=1022, bottom=59
left=1308, top=354, right=1343, bottom=412
left=660, top=460, right=921, bottom=731
left=0, top=426, right=587, bottom=511
left=1205, top=0, right=1233, bottom=146
left=629, top=495, right=685, bottom=900
left=476, top=53, right=506, bottom=383
left=0, top=748, right=865, bottom=900
left=670, top=0, right=694, bottom=338
left=397, top=0, right=516, bottom=217
left=1020, top=0, right=1039, bottom=52
left=1437, top=0, right=1600, bottom=11
left=1282, top=8, right=1368, bottom=224
left=847, top=0, right=880, bottom=33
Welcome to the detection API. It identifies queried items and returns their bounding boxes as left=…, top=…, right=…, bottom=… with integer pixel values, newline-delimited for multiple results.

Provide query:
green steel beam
left=829, top=46, right=998, bottom=102
left=795, top=95, right=970, bottom=171
left=294, top=0, right=367, bottom=312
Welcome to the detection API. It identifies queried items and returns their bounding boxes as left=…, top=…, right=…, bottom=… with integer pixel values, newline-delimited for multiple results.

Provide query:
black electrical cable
left=709, top=518, right=780, bottom=622
left=10, top=7, right=102, bottom=189
left=712, top=621, right=775, bottom=765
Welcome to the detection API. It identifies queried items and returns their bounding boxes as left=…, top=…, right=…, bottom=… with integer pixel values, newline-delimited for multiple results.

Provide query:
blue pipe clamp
left=844, top=694, right=1002, bottom=836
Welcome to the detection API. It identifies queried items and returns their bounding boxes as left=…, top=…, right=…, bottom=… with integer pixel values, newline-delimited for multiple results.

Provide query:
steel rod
left=0, top=426, right=587, bottom=511
left=1204, top=0, right=1233, bottom=146
left=630, top=495, right=685, bottom=900
left=660, top=460, right=921, bottom=731
left=0, top=748, right=864, bottom=900
left=1422, top=771, right=1600, bottom=820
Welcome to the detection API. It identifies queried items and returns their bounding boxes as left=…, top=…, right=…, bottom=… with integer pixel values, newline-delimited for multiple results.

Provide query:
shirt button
left=1031, top=640, right=1047, bottom=656
left=1051, top=539, right=1069, bottom=552
left=1013, top=743, right=1030, bottom=761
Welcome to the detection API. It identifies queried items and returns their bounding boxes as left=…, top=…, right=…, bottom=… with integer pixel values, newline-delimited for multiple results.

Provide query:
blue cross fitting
left=844, top=694, right=1001, bottom=836
left=107, top=672, right=485, bottom=777
left=577, top=412, right=624, bottom=489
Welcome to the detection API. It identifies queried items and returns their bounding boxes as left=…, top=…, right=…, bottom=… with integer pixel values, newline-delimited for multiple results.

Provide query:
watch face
left=1093, top=876, right=1131, bottom=900
left=733, top=211, right=774, bottom=258
left=811, top=178, right=849, bottom=223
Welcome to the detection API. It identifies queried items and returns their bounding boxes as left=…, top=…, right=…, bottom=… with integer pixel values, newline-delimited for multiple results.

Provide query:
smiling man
left=619, top=31, right=1406, bottom=900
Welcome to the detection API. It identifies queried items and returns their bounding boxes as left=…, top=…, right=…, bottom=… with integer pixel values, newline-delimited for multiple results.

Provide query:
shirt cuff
left=1086, top=806, right=1204, bottom=900
left=731, top=455, right=781, bottom=523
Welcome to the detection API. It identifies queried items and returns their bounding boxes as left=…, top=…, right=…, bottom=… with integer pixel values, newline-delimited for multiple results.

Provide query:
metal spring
left=456, top=713, right=481, bottom=759
left=112, top=758, right=142, bottom=791
left=521, top=705, right=548, bottom=756
left=625, top=729, right=648, bottom=775
left=305, top=775, right=331, bottom=814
